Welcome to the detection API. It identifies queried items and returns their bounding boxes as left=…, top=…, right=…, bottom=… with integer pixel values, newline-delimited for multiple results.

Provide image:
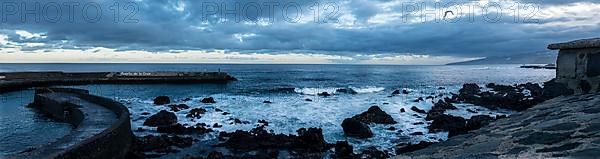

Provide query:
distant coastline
left=447, top=53, right=557, bottom=65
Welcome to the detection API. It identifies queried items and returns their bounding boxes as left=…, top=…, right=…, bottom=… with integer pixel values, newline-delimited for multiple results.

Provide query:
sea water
left=0, top=64, right=555, bottom=156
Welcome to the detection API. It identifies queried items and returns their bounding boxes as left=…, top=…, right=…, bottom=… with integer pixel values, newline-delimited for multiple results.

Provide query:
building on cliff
left=549, top=38, right=600, bottom=93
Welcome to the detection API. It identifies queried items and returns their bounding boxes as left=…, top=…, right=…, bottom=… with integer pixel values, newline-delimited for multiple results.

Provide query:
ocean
left=0, top=64, right=555, bottom=157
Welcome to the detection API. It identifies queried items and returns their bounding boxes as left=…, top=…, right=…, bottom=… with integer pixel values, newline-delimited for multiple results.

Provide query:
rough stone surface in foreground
left=397, top=94, right=600, bottom=159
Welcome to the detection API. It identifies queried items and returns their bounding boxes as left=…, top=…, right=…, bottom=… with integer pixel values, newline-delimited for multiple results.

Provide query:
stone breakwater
left=13, top=87, right=133, bottom=159
left=397, top=93, right=600, bottom=158
left=0, top=71, right=237, bottom=93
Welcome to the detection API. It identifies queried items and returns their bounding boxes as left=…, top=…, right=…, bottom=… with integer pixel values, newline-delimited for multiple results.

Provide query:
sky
left=0, top=0, right=598, bottom=64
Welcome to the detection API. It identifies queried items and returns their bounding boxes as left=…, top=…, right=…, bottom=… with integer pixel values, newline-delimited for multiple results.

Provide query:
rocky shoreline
left=124, top=78, right=582, bottom=159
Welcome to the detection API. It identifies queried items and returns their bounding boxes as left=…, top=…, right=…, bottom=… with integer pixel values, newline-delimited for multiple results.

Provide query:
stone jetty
left=0, top=71, right=237, bottom=93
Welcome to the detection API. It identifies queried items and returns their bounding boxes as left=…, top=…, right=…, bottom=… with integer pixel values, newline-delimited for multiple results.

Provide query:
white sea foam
left=294, top=86, right=385, bottom=95
left=349, top=86, right=385, bottom=93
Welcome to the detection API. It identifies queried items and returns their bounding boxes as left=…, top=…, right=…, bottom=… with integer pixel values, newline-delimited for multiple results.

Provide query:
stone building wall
left=550, top=38, right=600, bottom=94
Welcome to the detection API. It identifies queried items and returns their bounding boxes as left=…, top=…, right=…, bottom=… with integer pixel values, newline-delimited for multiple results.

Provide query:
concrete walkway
left=18, top=91, right=119, bottom=158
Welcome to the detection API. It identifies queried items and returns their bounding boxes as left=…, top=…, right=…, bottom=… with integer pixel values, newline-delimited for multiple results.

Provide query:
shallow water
left=0, top=90, right=72, bottom=157
left=0, top=64, right=555, bottom=156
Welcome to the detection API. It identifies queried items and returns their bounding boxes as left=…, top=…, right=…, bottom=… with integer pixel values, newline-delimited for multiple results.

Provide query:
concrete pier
left=0, top=71, right=237, bottom=93
left=13, top=88, right=133, bottom=159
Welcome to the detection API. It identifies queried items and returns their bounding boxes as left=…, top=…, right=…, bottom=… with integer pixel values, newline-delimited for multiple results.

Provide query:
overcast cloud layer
left=0, top=0, right=598, bottom=64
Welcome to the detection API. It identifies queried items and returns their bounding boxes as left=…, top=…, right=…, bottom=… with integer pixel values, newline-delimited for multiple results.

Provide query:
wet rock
left=318, top=92, right=331, bottom=97
left=334, top=141, right=354, bottom=158
left=201, top=97, right=216, bottom=103
left=392, top=90, right=401, bottom=95
left=167, top=104, right=190, bottom=112
left=341, top=118, right=373, bottom=138
left=387, top=127, right=396, bottom=131
left=428, top=114, right=467, bottom=137
left=258, top=119, right=269, bottom=126
left=536, top=142, right=581, bottom=153
left=212, top=123, right=223, bottom=128
left=434, top=100, right=457, bottom=110
left=516, top=132, right=572, bottom=145
left=460, top=83, right=481, bottom=95
left=465, top=115, right=494, bottom=130
left=130, top=135, right=193, bottom=157
left=438, top=87, right=446, bottom=90
left=351, top=106, right=397, bottom=124
left=411, top=106, right=427, bottom=114
left=141, top=112, right=151, bottom=115
left=232, top=118, right=243, bottom=124
left=157, top=123, right=213, bottom=134
left=153, top=96, right=171, bottom=105
left=413, top=122, right=424, bottom=125
left=336, top=88, right=358, bottom=94
left=541, top=122, right=581, bottom=131
left=396, top=141, right=436, bottom=154
left=217, top=126, right=331, bottom=153
left=305, top=98, right=313, bottom=102
left=454, top=82, right=547, bottom=111
left=400, top=108, right=406, bottom=113
left=263, top=100, right=273, bottom=104
left=222, top=112, right=231, bottom=115
left=410, top=132, right=424, bottom=135
left=466, top=109, right=478, bottom=113
left=542, top=79, right=574, bottom=99
left=215, top=108, right=223, bottom=112
left=426, top=96, right=435, bottom=100
left=143, top=110, right=177, bottom=127
left=402, top=90, right=410, bottom=94
left=359, top=147, right=388, bottom=159
left=580, top=80, right=592, bottom=94
left=413, top=97, right=424, bottom=102
left=186, top=108, right=207, bottom=119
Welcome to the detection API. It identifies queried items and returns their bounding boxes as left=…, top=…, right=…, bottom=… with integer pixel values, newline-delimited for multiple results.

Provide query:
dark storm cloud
left=1, top=0, right=599, bottom=57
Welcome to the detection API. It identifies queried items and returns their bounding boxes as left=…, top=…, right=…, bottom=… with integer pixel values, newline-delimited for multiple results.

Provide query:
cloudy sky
left=0, top=0, right=598, bottom=64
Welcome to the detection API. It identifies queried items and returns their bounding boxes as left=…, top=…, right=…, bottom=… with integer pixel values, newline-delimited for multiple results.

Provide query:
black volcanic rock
left=143, top=110, right=177, bottom=127
left=396, top=141, right=436, bottom=154
left=336, top=88, right=358, bottom=94
left=131, top=135, right=193, bottom=157
left=425, top=100, right=456, bottom=121
left=359, top=147, right=388, bottom=159
left=157, top=123, right=213, bottom=134
left=153, top=96, right=171, bottom=105
left=334, top=141, right=354, bottom=158
left=318, top=92, right=331, bottom=97
left=186, top=108, right=207, bottom=119
left=413, top=97, right=424, bottom=102
left=217, top=126, right=331, bottom=153
left=453, top=82, right=552, bottom=111
left=341, top=118, right=373, bottom=138
left=428, top=114, right=467, bottom=137
left=542, top=79, right=574, bottom=99
left=263, top=100, right=273, bottom=104
left=411, top=106, right=427, bottom=114
left=201, top=97, right=216, bottom=103
left=391, top=90, right=401, bottom=95
left=351, top=106, right=397, bottom=124
left=402, top=90, right=410, bottom=94
left=466, top=115, right=494, bottom=131
left=167, top=104, right=189, bottom=112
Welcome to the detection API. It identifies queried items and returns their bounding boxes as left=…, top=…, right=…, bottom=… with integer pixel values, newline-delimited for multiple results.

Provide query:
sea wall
left=17, top=88, right=133, bottom=159
left=0, top=71, right=237, bottom=94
